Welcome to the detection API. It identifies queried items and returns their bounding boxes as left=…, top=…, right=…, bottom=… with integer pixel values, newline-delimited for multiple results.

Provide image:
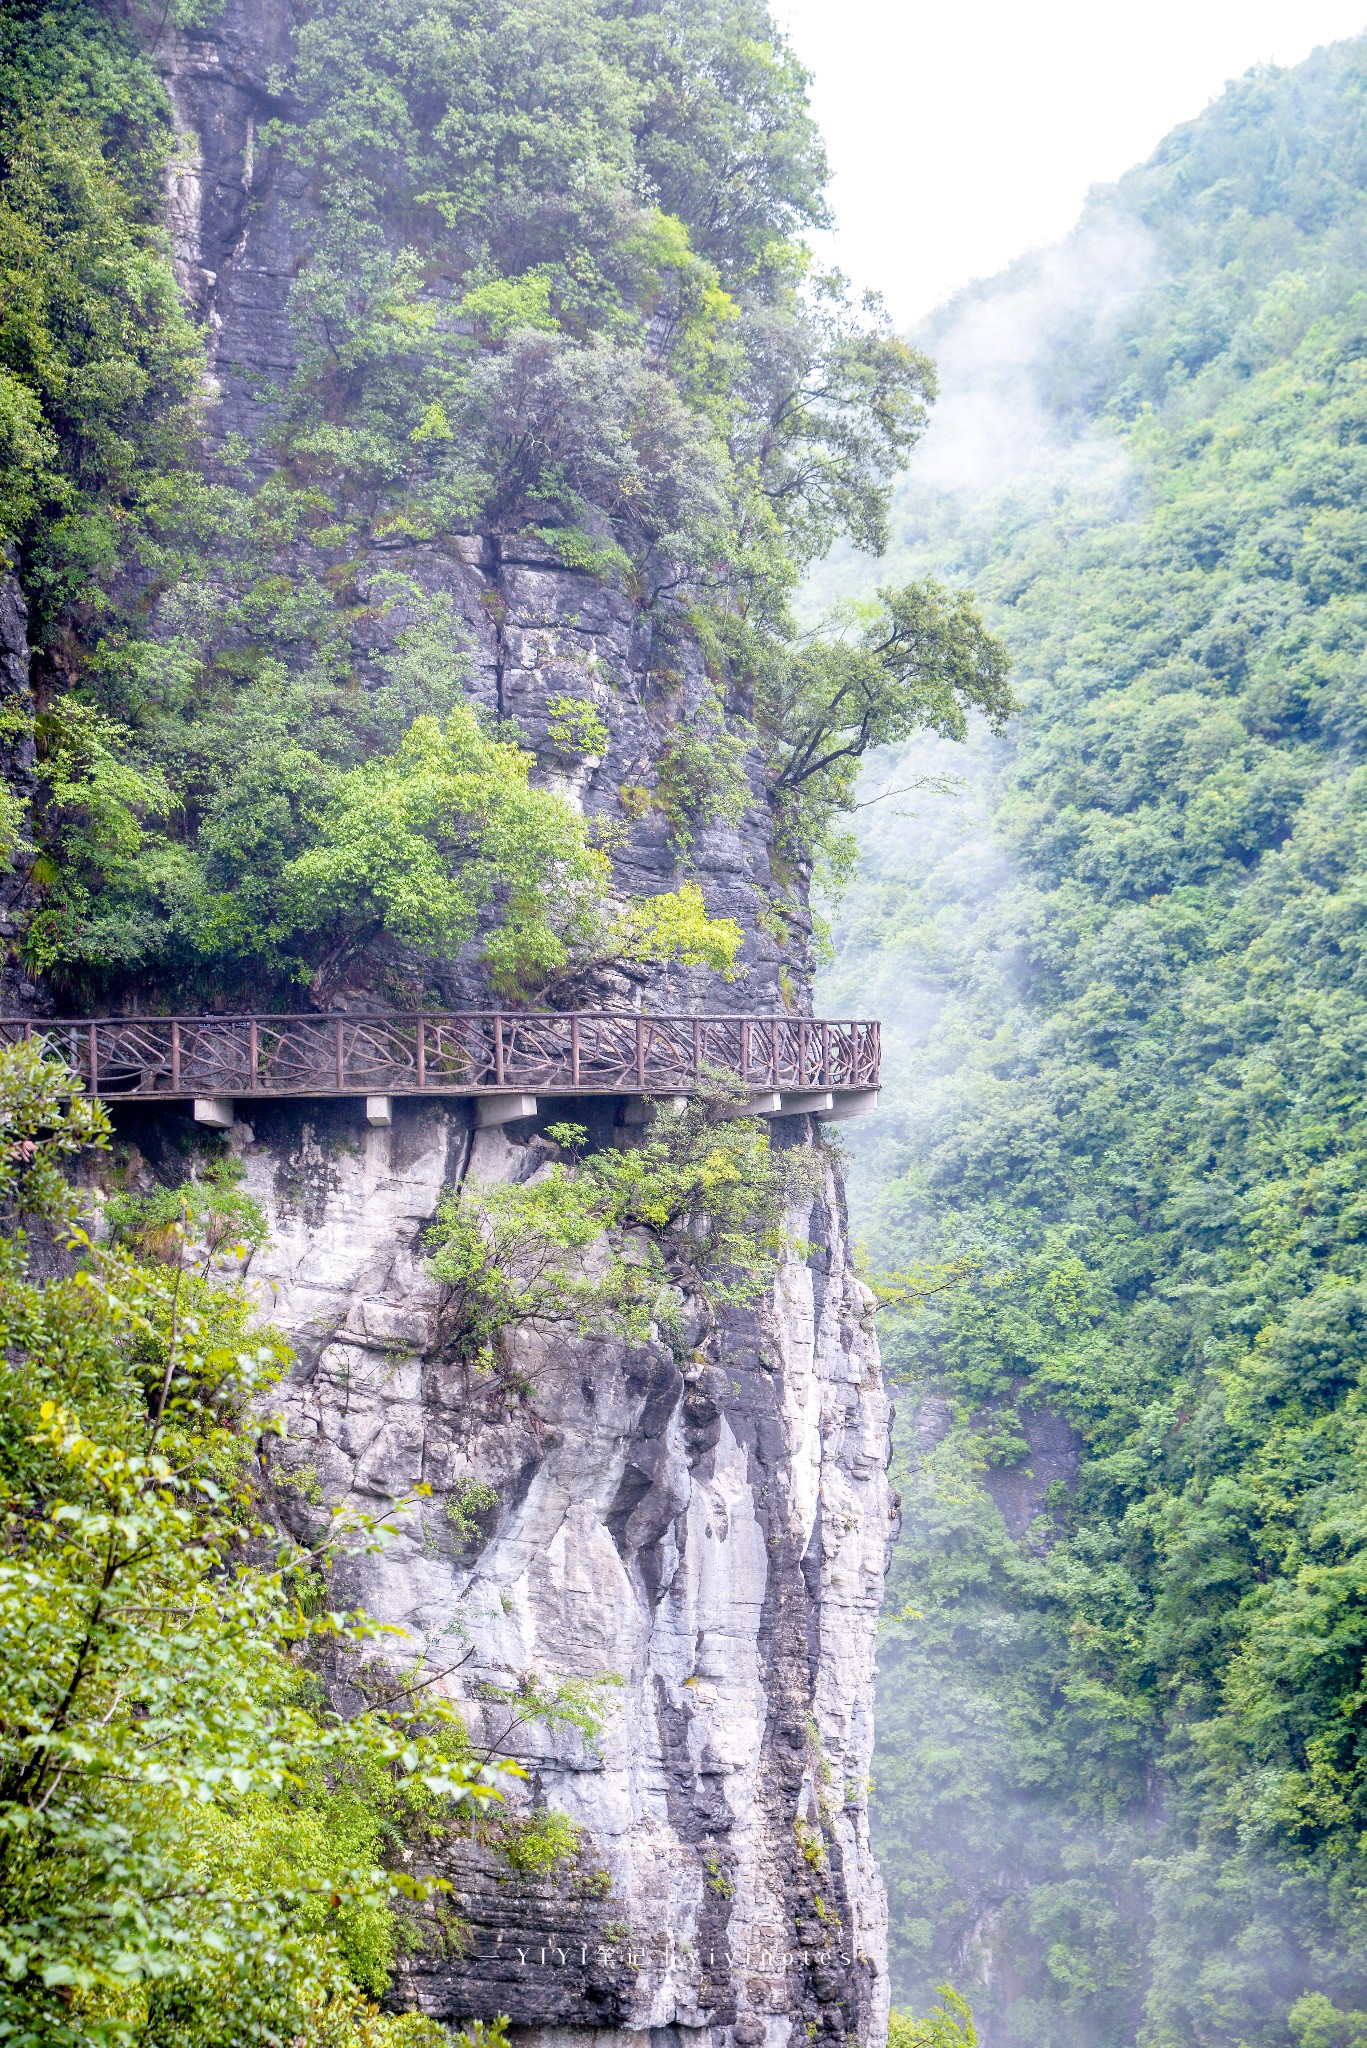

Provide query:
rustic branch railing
left=0, top=1012, right=881, bottom=1102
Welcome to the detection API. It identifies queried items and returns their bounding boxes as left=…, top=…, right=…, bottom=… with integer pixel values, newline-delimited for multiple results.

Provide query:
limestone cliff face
left=152, top=1097, right=893, bottom=2047
left=79, top=5, right=896, bottom=2041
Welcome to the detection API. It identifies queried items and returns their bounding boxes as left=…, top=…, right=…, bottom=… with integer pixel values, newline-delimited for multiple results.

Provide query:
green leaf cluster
left=0, top=0, right=199, bottom=634
left=889, top=1988, right=978, bottom=2048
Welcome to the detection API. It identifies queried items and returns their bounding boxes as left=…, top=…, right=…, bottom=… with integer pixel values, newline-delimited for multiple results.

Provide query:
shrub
left=427, top=1092, right=812, bottom=1364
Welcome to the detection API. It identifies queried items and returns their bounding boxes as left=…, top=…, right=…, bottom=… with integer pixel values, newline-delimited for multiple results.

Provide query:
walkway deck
left=0, top=1011, right=880, bottom=1107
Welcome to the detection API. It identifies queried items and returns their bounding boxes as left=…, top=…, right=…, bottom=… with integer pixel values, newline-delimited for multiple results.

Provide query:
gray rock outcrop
left=203, top=1098, right=893, bottom=2046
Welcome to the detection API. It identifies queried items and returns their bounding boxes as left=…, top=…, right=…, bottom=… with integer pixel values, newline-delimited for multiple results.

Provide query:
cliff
left=51, top=1, right=902, bottom=2041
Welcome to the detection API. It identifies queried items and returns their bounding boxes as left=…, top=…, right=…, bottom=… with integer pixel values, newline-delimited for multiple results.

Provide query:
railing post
left=249, top=1019, right=259, bottom=1093
left=88, top=1023, right=99, bottom=1096
left=740, top=1019, right=749, bottom=1085
left=821, top=1021, right=831, bottom=1087
left=571, top=1014, right=580, bottom=1088
left=636, top=1014, right=646, bottom=1089
left=770, top=1018, right=780, bottom=1087
left=693, top=1016, right=702, bottom=1083
left=417, top=1018, right=426, bottom=1089
left=335, top=1017, right=345, bottom=1091
left=799, top=1018, right=809, bottom=1086
left=171, top=1020, right=180, bottom=1093
left=494, top=1016, right=505, bottom=1087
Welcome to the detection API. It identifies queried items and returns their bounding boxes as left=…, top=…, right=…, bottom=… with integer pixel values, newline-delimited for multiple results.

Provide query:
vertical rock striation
left=171, top=1097, right=892, bottom=2046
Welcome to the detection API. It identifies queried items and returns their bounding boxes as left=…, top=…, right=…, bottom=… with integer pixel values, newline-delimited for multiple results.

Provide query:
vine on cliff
left=428, top=1088, right=813, bottom=1366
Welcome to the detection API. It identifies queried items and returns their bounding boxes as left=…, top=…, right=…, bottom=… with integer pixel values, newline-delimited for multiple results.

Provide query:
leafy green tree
left=274, top=702, right=611, bottom=999
left=272, top=707, right=743, bottom=1000
left=600, top=0, right=830, bottom=280
left=759, top=581, right=1012, bottom=853
left=889, top=1988, right=978, bottom=2048
left=0, top=73, right=199, bottom=628
left=0, top=1043, right=505, bottom=2044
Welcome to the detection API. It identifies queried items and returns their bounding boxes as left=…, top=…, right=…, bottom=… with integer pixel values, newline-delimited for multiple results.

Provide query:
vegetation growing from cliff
left=889, top=1989, right=978, bottom=2048
left=0, top=1043, right=508, bottom=2045
left=429, top=1091, right=808, bottom=1364
left=0, top=0, right=200, bottom=637
left=822, top=37, right=1367, bottom=2048
left=0, top=0, right=1005, bottom=1005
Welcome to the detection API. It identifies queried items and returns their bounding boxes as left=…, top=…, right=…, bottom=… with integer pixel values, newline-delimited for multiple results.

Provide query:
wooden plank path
left=0, top=1012, right=881, bottom=1123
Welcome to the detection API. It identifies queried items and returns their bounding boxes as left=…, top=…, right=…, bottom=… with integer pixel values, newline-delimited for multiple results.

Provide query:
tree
left=274, top=700, right=608, bottom=999
left=889, top=1989, right=978, bottom=2048
left=732, top=277, right=937, bottom=571
left=273, top=705, right=741, bottom=1001
left=757, top=579, right=1013, bottom=854
left=0, top=1043, right=504, bottom=2045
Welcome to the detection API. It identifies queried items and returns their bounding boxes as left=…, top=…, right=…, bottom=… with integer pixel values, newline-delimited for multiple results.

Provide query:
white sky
left=772, top=0, right=1367, bottom=326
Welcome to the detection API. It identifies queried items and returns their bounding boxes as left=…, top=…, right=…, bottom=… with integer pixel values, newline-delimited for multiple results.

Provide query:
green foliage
left=473, top=1668, right=621, bottom=1751
left=276, top=0, right=926, bottom=586
left=888, top=1990, right=977, bottom=2048
left=446, top=1477, right=499, bottom=1543
left=760, top=581, right=1012, bottom=857
left=1290, top=1995, right=1367, bottom=2048
left=535, top=527, right=636, bottom=588
left=104, top=1152, right=269, bottom=1271
left=823, top=34, right=1367, bottom=2048
left=427, top=1094, right=808, bottom=1364
left=491, top=1805, right=580, bottom=1875
left=275, top=701, right=612, bottom=1001
left=23, top=578, right=740, bottom=1001
left=654, top=687, right=751, bottom=849
left=545, top=692, right=610, bottom=758
left=0, top=1043, right=504, bottom=2045
left=519, top=879, right=742, bottom=1006
left=0, top=3, right=198, bottom=632
left=450, top=2023, right=510, bottom=2048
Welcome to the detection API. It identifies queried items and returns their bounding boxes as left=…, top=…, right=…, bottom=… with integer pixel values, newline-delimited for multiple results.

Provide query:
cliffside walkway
left=0, top=1010, right=881, bottom=1128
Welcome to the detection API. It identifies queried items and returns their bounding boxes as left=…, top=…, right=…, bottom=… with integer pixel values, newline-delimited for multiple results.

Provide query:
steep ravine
left=32, top=2, right=901, bottom=2040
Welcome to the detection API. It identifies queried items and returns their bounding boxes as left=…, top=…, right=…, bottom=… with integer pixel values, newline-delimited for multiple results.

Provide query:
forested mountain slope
left=819, top=37, right=1367, bottom=2048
